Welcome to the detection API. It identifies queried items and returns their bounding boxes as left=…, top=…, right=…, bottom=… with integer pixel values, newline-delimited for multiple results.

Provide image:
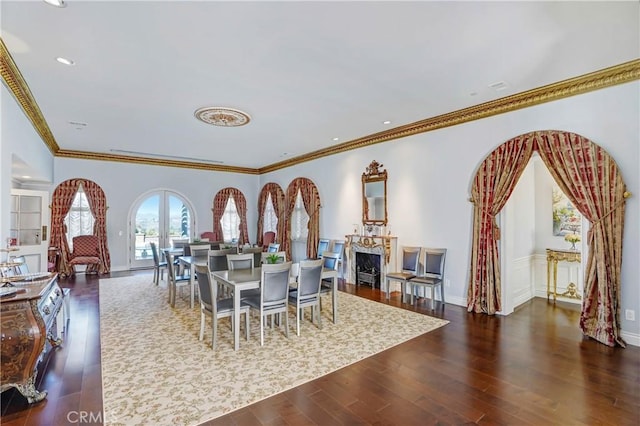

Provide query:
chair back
left=401, top=246, right=421, bottom=274
left=261, top=251, right=287, bottom=264
left=422, top=248, right=447, bottom=279
left=227, top=253, right=254, bottom=270
left=195, top=264, right=216, bottom=313
left=164, top=249, right=176, bottom=280
left=317, top=239, right=330, bottom=259
left=71, top=235, right=100, bottom=257
left=200, top=231, right=216, bottom=241
left=10, top=255, right=29, bottom=275
left=331, top=240, right=345, bottom=260
left=267, top=243, right=280, bottom=253
left=208, top=248, right=234, bottom=272
left=149, top=242, right=161, bottom=267
left=262, top=231, right=276, bottom=250
left=189, top=243, right=210, bottom=258
left=321, top=251, right=341, bottom=271
left=242, top=246, right=263, bottom=267
left=171, top=238, right=189, bottom=249
left=297, top=259, right=323, bottom=298
left=261, top=262, right=292, bottom=306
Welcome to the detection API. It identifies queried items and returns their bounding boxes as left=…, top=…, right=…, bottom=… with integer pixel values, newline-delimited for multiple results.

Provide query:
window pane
left=64, top=186, right=95, bottom=251
left=291, top=190, right=309, bottom=241
left=220, top=196, right=240, bottom=243
left=135, top=195, right=160, bottom=260
left=168, top=196, right=190, bottom=239
left=263, top=193, right=278, bottom=234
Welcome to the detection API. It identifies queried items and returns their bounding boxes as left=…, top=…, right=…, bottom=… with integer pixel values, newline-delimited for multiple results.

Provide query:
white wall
left=53, top=158, right=260, bottom=271
left=1, top=85, right=55, bottom=244
left=262, top=82, right=639, bottom=340
left=2, top=78, right=637, bottom=342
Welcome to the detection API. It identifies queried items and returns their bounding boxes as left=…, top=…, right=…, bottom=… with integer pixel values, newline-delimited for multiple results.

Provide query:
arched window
left=290, top=190, right=309, bottom=241
left=64, top=184, right=95, bottom=251
left=263, top=193, right=278, bottom=235
left=220, top=195, right=241, bottom=243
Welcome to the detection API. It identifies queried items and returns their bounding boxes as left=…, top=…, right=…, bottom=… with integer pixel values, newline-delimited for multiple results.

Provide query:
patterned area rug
left=99, top=275, right=448, bottom=425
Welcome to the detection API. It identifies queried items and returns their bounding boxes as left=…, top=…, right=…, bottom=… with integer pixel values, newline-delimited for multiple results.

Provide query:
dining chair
left=319, top=251, right=340, bottom=312
left=408, top=248, right=447, bottom=309
left=164, top=249, right=191, bottom=307
left=384, top=246, right=421, bottom=302
left=243, top=261, right=292, bottom=346
left=316, top=239, right=330, bottom=259
left=189, top=243, right=210, bottom=258
left=227, top=253, right=254, bottom=270
left=288, top=259, right=323, bottom=336
left=150, top=242, right=167, bottom=285
left=261, top=231, right=276, bottom=251
left=195, top=264, right=250, bottom=350
left=241, top=246, right=263, bottom=268
left=331, top=239, right=345, bottom=276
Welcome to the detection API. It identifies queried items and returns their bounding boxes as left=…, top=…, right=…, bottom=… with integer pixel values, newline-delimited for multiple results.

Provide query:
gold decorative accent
left=194, top=107, right=251, bottom=127
left=0, top=38, right=60, bottom=155
left=546, top=248, right=582, bottom=302
left=623, top=191, right=632, bottom=198
left=362, top=161, right=388, bottom=226
left=346, top=234, right=394, bottom=265
left=55, top=149, right=259, bottom=175
left=1, top=32, right=637, bottom=175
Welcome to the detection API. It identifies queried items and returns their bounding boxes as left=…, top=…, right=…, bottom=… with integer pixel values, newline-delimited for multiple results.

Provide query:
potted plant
left=265, top=254, right=282, bottom=264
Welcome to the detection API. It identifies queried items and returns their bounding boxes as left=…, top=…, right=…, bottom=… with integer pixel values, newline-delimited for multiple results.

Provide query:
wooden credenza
left=0, top=274, right=65, bottom=403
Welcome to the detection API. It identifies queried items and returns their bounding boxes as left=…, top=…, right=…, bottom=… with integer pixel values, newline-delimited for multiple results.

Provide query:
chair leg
left=153, top=267, right=158, bottom=284
left=244, top=311, right=250, bottom=341
left=440, top=283, right=445, bottom=306
left=296, top=306, right=301, bottom=336
left=284, top=310, right=289, bottom=338
left=431, top=286, right=435, bottom=310
left=317, top=303, right=322, bottom=330
left=199, top=311, right=205, bottom=341
left=212, top=316, right=217, bottom=350
left=260, top=312, right=265, bottom=346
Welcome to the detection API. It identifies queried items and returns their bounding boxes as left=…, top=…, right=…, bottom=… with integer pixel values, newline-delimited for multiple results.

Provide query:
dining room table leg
left=189, top=263, right=196, bottom=309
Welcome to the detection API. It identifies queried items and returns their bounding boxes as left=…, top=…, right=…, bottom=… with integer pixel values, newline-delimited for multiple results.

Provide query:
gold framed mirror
left=362, top=160, right=387, bottom=226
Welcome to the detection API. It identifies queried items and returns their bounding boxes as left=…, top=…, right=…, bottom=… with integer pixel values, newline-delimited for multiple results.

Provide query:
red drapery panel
left=212, top=187, right=249, bottom=244
left=467, top=135, right=535, bottom=315
left=256, top=183, right=285, bottom=248
left=468, top=130, right=629, bottom=347
left=49, top=179, right=111, bottom=276
left=283, top=178, right=321, bottom=260
left=534, top=131, right=628, bottom=347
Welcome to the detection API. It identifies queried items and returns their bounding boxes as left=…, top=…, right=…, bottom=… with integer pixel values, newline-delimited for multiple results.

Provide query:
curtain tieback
left=470, top=197, right=500, bottom=240
left=587, top=193, right=630, bottom=244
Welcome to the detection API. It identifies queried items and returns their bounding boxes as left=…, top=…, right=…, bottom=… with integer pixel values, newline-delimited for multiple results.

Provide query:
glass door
left=130, top=191, right=194, bottom=269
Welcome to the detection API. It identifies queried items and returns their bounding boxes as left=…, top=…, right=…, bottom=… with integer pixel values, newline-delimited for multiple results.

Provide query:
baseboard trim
left=621, top=330, right=640, bottom=347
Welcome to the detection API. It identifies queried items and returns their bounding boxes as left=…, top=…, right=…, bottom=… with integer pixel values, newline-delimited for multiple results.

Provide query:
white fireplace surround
left=345, top=234, right=397, bottom=292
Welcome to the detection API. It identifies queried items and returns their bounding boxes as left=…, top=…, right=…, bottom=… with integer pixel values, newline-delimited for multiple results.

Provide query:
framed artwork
left=552, top=186, right=582, bottom=237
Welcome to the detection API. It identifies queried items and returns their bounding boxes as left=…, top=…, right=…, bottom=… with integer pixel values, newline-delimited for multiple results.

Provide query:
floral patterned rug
left=99, top=274, right=448, bottom=425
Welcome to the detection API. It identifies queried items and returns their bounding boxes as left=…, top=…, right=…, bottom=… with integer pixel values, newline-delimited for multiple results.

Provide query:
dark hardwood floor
left=2, top=271, right=638, bottom=425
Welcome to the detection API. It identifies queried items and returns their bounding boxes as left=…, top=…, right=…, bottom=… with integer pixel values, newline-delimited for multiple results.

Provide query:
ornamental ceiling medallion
left=194, top=107, right=251, bottom=127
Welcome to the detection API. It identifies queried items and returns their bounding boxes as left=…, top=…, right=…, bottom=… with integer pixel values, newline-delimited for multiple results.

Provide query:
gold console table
left=546, top=248, right=581, bottom=303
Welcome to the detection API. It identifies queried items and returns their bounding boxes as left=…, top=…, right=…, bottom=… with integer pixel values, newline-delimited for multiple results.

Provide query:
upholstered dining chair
left=261, top=231, right=276, bottom=251
left=288, top=259, right=323, bottom=336
left=226, top=253, right=254, bottom=270
left=408, top=248, right=447, bottom=309
left=316, top=239, right=330, bottom=259
left=200, top=231, right=216, bottom=241
left=384, top=246, right=421, bottom=302
left=208, top=248, right=234, bottom=272
left=164, top=249, right=190, bottom=307
left=68, top=235, right=101, bottom=276
left=243, top=261, right=292, bottom=346
left=331, top=239, right=346, bottom=276
left=267, top=243, right=281, bottom=253
left=150, top=242, right=167, bottom=285
left=241, top=246, right=263, bottom=268
left=195, top=264, right=250, bottom=350
left=319, top=251, right=340, bottom=312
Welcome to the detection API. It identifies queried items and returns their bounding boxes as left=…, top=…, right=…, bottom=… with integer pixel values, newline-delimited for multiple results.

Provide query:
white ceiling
left=2, top=1, right=638, bottom=173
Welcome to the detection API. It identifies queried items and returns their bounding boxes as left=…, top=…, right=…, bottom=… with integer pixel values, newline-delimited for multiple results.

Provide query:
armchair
left=68, top=235, right=101, bottom=275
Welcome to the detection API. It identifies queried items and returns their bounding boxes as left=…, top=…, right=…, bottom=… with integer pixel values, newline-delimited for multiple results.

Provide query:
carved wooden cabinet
left=0, top=274, right=64, bottom=403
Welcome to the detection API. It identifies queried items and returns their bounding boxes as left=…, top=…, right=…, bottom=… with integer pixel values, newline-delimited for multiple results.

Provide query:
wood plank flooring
left=1, top=271, right=638, bottom=425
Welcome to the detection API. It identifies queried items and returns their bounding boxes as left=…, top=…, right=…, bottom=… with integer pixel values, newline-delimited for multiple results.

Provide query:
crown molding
left=259, top=59, right=640, bottom=174
left=1, top=33, right=637, bottom=175
left=55, top=150, right=259, bottom=175
left=0, top=38, right=60, bottom=154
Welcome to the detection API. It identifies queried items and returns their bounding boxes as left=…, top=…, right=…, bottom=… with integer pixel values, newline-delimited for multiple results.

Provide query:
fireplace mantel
left=345, top=234, right=397, bottom=289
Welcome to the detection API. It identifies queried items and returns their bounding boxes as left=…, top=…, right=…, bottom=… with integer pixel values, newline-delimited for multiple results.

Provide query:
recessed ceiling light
left=382, top=120, right=392, bottom=125
left=56, top=57, right=75, bottom=66
left=43, top=0, right=66, bottom=7
left=332, top=137, right=339, bottom=141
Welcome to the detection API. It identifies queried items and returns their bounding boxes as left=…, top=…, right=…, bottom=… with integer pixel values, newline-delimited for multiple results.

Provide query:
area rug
left=99, top=274, right=448, bottom=425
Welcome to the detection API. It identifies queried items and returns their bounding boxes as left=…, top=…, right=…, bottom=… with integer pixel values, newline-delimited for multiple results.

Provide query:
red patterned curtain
left=467, top=135, right=535, bottom=315
left=534, top=131, right=628, bottom=347
left=283, top=178, right=321, bottom=260
left=49, top=179, right=111, bottom=276
left=468, top=130, right=629, bottom=347
left=256, top=183, right=285, bottom=247
left=212, top=188, right=249, bottom=244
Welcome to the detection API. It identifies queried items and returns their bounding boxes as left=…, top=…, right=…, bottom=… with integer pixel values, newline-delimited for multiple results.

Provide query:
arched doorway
left=129, top=190, right=195, bottom=269
left=467, top=130, right=630, bottom=347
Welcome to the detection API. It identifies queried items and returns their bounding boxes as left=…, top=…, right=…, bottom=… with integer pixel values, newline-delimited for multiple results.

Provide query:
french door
left=130, top=190, right=194, bottom=269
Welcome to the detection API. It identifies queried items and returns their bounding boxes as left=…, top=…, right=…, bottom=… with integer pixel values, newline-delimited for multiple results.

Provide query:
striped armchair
left=68, top=235, right=101, bottom=275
